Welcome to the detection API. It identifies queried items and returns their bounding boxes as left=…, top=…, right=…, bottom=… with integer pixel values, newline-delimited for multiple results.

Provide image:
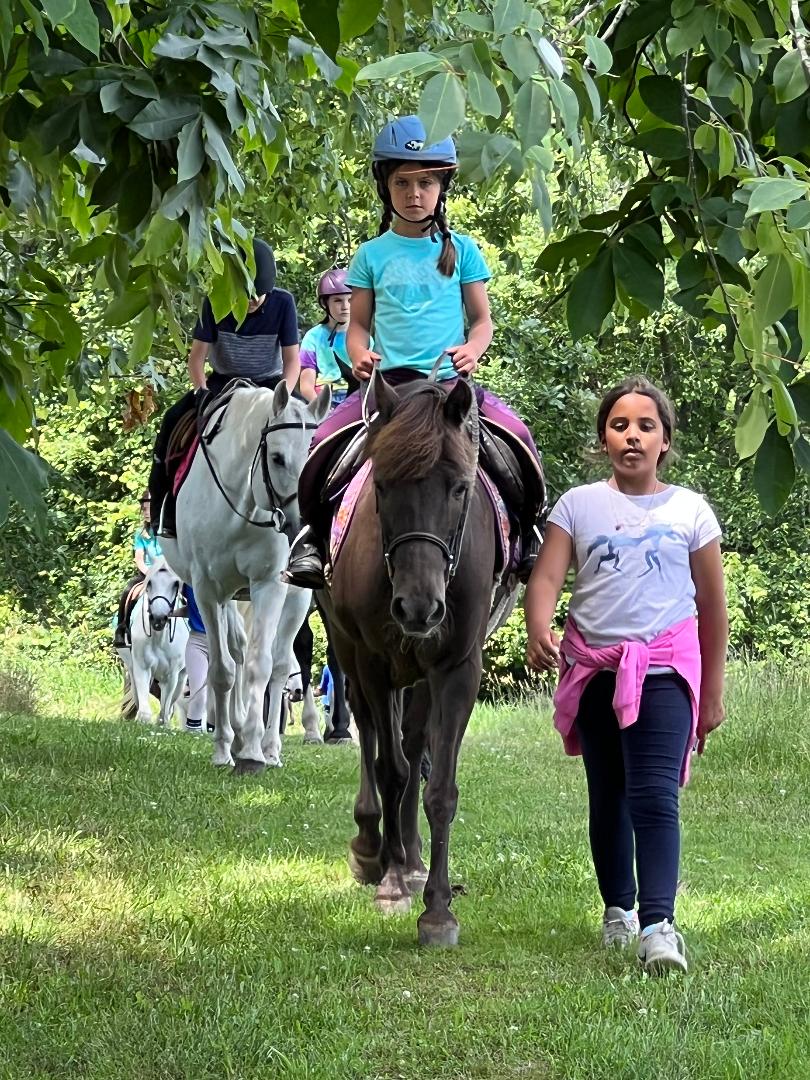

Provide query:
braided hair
left=374, top=161, right=457, bottom=278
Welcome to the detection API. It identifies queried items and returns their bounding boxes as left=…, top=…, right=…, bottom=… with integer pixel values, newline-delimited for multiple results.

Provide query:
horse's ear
left=443, top=378, right=474, bottom=427
left=271, top=380, right=289, bottom=417
left=373, top=368, right=397, bottom=423
left=307, top=384, right=331, bottom=423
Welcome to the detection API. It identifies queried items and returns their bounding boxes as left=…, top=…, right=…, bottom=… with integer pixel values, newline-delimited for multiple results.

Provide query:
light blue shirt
left=133, top=527, right=162, bottom=567
left=347, top=229, right=491, bottom=380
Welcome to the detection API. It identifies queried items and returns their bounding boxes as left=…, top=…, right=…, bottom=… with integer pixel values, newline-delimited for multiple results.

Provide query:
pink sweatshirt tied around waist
left=552, top=616, right=702, bottom=785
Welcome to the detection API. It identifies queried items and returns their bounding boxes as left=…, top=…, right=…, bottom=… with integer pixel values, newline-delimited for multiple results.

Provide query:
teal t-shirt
left=346, top=229, right=491, bottom=380
left=133, top=527, right=162, bottom=567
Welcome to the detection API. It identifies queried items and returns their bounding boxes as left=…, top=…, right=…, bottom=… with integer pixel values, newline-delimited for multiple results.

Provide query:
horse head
left=368, top=373, right=476, bottom=637
left=144, top=556, right=181, bottom=632
left=251, top=382, right=332, bottom=539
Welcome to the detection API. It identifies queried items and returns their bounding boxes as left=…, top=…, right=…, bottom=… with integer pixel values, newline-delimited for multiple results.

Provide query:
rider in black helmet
left=148, top=238, right=300, bottom=537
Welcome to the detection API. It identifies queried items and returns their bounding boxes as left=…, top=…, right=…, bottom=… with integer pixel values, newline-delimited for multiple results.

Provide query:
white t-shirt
left=548, top=481, right=722, bottom=648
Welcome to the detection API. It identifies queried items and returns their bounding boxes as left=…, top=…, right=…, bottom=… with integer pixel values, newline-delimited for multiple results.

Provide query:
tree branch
left=570, top=0, right=606, bottom=28
left=790, top=0, right=810, bottom=84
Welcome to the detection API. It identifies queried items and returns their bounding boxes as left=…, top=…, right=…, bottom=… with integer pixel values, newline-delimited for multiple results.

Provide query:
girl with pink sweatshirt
left=525, top=376, right=728, bottom=974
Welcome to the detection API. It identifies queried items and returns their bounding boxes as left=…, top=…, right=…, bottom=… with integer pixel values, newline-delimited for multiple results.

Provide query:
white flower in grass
left=401, top=990, right=411, bottom=1000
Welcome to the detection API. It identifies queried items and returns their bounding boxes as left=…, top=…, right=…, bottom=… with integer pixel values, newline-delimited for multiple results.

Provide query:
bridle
left=198, top=391, right=318, bottom=532
left=143, top=576, right=181, bottom=640
left=377, top=363, right=480, bottom=585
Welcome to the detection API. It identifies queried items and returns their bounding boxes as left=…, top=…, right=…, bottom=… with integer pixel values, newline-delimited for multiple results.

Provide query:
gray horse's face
left=253, top=384, right=331, bottom=537
left=146, top=562, right=181, bottom=631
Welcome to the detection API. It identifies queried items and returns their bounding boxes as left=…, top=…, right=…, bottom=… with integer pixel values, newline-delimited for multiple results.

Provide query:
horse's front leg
left=419, top=656, right=481, bottom=947
left=131, top=650, right=154, bottom=725
left=259, top=585, right=311, bottom=766
left=235, top=578, right=288, bottom=772
left=347, top=685, right=383, bottom=886
left=196, top=595, right=236, bottom=767
left=401, top=681, right=431, bottom=894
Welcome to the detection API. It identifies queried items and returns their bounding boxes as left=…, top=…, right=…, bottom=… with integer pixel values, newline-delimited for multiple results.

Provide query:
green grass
left=0, top=660, right=808, bottom=1079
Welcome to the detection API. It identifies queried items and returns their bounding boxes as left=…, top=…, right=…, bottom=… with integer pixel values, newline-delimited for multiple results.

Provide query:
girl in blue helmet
left=284, top=116, right=542, bottom=589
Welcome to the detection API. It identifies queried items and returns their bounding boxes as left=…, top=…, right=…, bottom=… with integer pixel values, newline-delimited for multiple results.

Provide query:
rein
left=197, top=391, right=318, bottom=532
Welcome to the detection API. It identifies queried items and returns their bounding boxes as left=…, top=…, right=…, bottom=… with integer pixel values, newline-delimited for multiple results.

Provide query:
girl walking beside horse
left=525, top=377, right=728, bottom=973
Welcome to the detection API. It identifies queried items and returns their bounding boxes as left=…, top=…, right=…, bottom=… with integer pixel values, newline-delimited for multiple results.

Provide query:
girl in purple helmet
left=285, top=116, right=543, bottom=589
left=299, top=269, right=373, bottom=409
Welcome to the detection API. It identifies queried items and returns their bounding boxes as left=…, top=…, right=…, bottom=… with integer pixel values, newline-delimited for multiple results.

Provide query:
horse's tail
left=120, top=670, right=138, bottom=720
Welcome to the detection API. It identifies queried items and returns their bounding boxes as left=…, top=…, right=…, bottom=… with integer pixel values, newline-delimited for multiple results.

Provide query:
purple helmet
left=317, top=268, right=351, bottom=301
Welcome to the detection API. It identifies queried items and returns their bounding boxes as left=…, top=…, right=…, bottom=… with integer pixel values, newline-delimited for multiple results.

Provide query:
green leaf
left=637, top=74, right=683, bottom=126
left=793, top=434, right=810, bottom=474
left=535, top=231, right=605, bottom=272
left=129, top=97, right=199, bottom=141
left=203, top=114, right=245, bottom=195
left=717, top=127, right=735, bottom=178
left=493, top=0, right=525, bottom=37
left=42, top=0, right=99, bottom=56
left=530, top=170, right=552, bottom=234
left=356, top=51, right=444, bottom=81
left=456, top=12, right=493, bottom=32
left=481, top=134, right=518, bottom=178
left=513, top=80, right=550, bottom=151
left=338, top=0, right=382, bottom=40
left=744, top=177, right=808, bottom=218
left=548, top=79, right=579, bottom=138
left=130, top=305, right=156, bottom=364
left=177, top=116, right=205, bottom=183
left=771, top=376, right=799, bottom=434
left=501, top=34, right=539, bottom=81
left=584, top=34, right=612, bottom=77
left=613, top=0, right=671, bottom=50
left=418, top=72, right=466, bottom=146
left=789, top=376, right=810, bottom=421
left=630, top=128, right=688, bottom=158
left=103, top=289, right=151, bottom=327
left=753, top=422, right=795, bottom=515
left=152, top=32, right=200, bottom=60
left=567, top=248, right=614, bottom=340
left=613, top=243, right=664, bottom=312
left=754, top=254, right=793, bottom=329
left=466, top=70, right=501, bottom=118
left=735, top=385, right=769, bottom=458
left=0, top=429, right=49, bottom=536
left=773, top=49, right=810, bottom=104
left=534, top=36, right=563, bottom=80
left=786, top=200, right=810, bottom=229
left=299, top=0, right=340, bottom=58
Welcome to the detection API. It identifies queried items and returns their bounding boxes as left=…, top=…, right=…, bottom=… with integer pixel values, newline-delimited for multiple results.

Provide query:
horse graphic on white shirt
left=586, top=522, right=680, bottom=576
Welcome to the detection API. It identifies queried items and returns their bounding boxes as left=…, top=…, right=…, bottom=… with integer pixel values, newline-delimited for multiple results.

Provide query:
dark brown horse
left=322, top=372, right=512, bottom=946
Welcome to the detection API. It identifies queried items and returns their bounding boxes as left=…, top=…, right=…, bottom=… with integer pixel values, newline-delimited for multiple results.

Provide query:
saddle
left=166, top=380, right=250, bottom=498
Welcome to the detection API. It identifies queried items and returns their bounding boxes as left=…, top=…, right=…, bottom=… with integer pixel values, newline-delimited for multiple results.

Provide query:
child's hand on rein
left=446, top=344, right=479, bottom=375
left=526, top=629, right=561, bottom=672
left=352, top=350, right=382, bottom=381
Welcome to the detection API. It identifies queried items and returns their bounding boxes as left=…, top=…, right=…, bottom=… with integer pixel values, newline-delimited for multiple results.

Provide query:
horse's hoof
left=403, top=868, right=428, bottom=894
left=233, top=758, right=266, bottom=776
left=418, top=919, right=459, bottom=948
left=264, top=756, right=283, bottom=768
left=324, top=736, right=354, bottom=746
left=214, top=760, right=234, bottom=770
left=303, top=734, right=323, bottom=745
left=375, top=893, right=412, bottom=916
left=348, top=849, right=383, bottom=886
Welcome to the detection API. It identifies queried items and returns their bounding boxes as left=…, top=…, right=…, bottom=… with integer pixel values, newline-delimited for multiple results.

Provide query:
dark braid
left=378, top=203, right=393, bottom=236
left=434, top=194, right=456, bottom=277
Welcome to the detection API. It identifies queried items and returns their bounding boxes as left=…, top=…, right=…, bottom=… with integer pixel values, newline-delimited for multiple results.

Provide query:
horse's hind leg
left=419, top=657, right=481, bottom=947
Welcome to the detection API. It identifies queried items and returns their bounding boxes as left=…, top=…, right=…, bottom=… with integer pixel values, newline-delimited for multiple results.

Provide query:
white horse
left=117, top=557, right=189, bottom=726
left=160, top=382, right=330, bottom=772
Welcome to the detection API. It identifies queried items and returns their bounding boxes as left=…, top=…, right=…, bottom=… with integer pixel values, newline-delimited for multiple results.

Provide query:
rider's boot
left=516, top=516, right=544, bottom=585
left=113, top=622, right=129, bottom=649
left=149, top=455, right=176, bottom=539
left=282, top=525, right=326, bottom=589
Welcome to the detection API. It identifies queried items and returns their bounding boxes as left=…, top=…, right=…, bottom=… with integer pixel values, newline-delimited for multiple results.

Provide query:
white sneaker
left=637, top=919, right=688, bottom=974
left=602, top=906, right=640, bottom=948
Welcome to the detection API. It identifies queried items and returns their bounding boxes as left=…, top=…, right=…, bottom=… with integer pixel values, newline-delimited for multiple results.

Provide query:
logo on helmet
left=404, top=139, right=425, bottom=151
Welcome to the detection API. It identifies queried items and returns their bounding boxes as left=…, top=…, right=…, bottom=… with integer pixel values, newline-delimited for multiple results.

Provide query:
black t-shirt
left=193, top=290, right=298, bottom=380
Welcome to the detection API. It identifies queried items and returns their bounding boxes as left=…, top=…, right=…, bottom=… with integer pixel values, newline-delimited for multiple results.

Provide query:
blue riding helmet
left=372, top=116, right=457, bottom=165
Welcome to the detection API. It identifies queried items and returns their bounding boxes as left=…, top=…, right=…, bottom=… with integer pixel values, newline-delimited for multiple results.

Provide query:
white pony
left=161, top=382, right=330, bottom=772
left=116, top=557, right=189, bottom=726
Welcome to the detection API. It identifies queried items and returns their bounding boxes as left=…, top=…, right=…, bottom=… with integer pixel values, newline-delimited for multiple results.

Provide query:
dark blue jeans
left=574, top=670, right=692, bottom=929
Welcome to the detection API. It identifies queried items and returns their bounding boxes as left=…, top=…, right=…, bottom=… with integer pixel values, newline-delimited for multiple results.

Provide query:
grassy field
left=0, top=657, right=808, bottom=1080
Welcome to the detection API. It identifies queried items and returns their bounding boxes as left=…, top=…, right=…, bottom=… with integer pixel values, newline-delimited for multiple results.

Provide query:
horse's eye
left=451, top=483, right=466, bottom=500
left=271, top=453, right=285, bottom=466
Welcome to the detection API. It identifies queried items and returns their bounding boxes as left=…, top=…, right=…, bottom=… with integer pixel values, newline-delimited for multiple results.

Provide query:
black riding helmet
left=252, top=238, right=276, bottom=296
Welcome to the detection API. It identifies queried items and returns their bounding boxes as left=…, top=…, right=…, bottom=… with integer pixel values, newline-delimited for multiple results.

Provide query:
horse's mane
left=367, top=383, right=474, bottom=483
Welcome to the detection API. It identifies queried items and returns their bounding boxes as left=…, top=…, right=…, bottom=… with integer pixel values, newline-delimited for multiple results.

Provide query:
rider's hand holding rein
left=347, top=285, right=381, bottom=381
